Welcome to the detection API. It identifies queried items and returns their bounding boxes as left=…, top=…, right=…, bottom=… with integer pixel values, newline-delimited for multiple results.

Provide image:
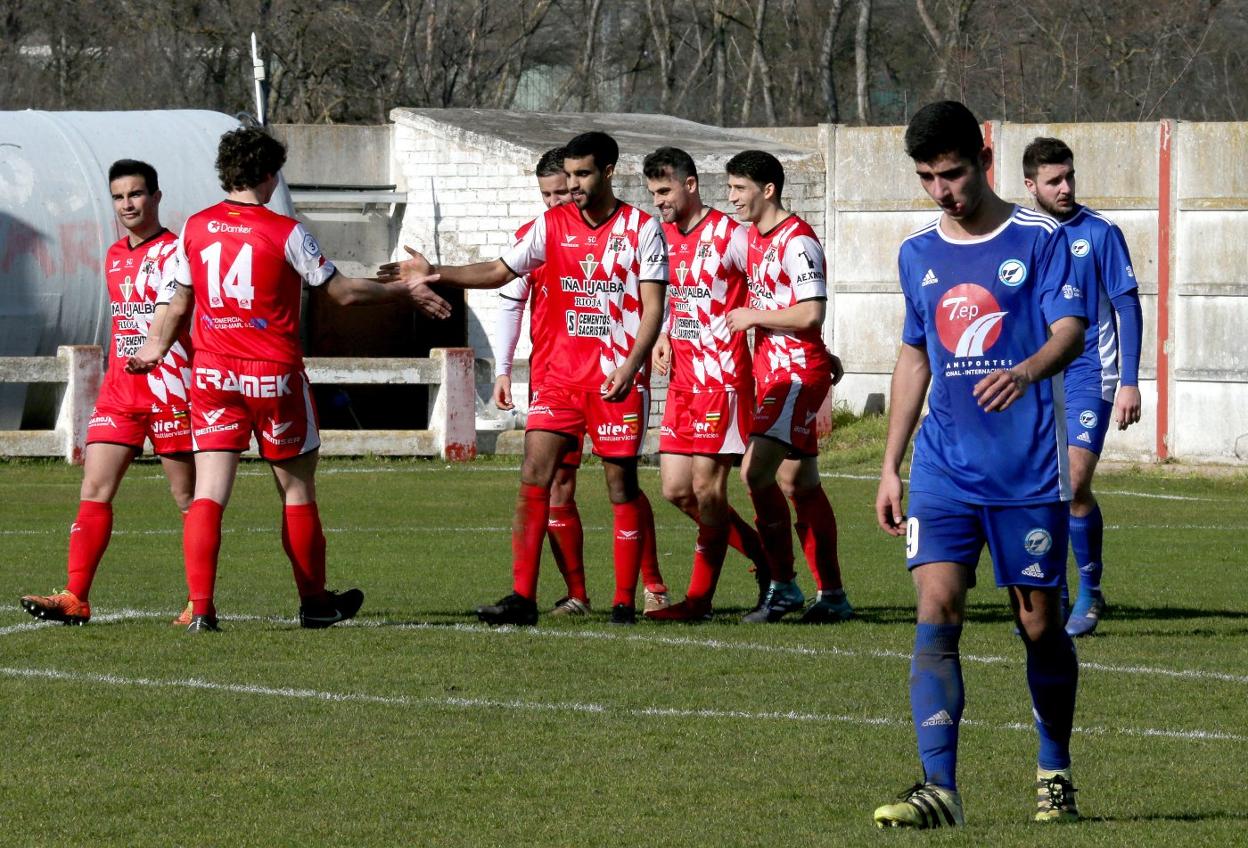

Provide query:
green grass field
left=2, top=435, right=1246, bottom=846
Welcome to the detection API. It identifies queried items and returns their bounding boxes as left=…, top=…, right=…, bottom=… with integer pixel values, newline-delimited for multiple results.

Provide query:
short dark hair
left=564, top=131, right=619, bottom=172
left=904, top=101, right=983, bottom=163
left=535, top=147, right=567, bottom=178
left=643, top=146, right=698, bottom=182
left=215, top=127, right=287, bottom=192
left=108, top=159, right=159, bottom=194
left=725, top=150, right=784, bottom=199
left=1022, top=137, right=1074, bottom=179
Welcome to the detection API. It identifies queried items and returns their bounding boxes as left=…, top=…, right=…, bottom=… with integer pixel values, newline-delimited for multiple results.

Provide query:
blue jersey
left=898, top=207, right=1086, bottom=506
left=1060, top=205, right=1139, bottom=400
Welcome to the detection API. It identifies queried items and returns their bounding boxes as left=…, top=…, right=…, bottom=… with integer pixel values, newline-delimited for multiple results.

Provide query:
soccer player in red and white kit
left=386, top=131, right=669, bottom=626
left=725, top=150, right=853, bottom=623
left=129, top=128, right=447, bottom=632
left=491, top=147, right=594, bottom=616
left=639, top=147, right=772, bottom=621
left=20, top=160, right=196, bottom=626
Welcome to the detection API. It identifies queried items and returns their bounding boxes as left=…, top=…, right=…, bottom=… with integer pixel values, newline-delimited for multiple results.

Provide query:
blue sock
left=1069, top=505, right=1104, bottom=595
left=1025, top=629, right=1078, bottom=771
left=910, top=623, right=964, bottom=790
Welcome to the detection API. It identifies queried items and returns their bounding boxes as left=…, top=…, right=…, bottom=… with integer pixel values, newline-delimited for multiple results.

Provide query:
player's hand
left=493, top=375, right=514, bottom=410
left=378, top=245, right=434, bottom=282
left=828, top=353, right=845, bottom=386
left=408, top=276, right=450, bottom=319
left=974, top=368, right=1029, bottom=412
left=600, top=365, right=636, bottom=402
left=125, top=341, right=163, bottom=374
left=726, top=307, right=756, bottom=333
left=876, top=472, right=906, bottom=536
left=1114, top=385, right=1142, bottom=430
left=652, top=334, right=671, bottom=376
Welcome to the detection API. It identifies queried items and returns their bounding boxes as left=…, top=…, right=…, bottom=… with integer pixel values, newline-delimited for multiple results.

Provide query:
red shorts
left=529, top=385, right=583, bottom=468
left=86, top=403, right=192, bottom=456
left=659, top=386, right=753, bottom=456
left=750, top=377, right=831, bottom=457
left=527, top=382, right=649, bottom=459
left=189, top=351, right=320, bottom=461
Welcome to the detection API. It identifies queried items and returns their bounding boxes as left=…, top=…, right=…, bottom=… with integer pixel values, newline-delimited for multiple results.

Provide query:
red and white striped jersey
left=175, top=200, right=336, bottom=365
left=746, top=214, right=834, bottom=383
left=501, top=201, right=668, bottom=391
left=662, top=208, right=752, bottom=393
left=97, top=229, right=192, bottom=410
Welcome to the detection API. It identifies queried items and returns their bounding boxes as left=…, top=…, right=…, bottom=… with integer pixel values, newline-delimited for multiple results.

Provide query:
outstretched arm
left=127, top=285, right=193, bottom=374
left=324, top=270, right=449, bottom=318
left=379, top=247, right=516, bottom=290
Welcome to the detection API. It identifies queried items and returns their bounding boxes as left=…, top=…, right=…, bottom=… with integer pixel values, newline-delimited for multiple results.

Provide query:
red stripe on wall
left=1156, top=120, right=1173, bottom=460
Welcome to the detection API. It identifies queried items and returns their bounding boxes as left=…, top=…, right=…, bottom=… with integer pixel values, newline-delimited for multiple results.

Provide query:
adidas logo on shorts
left=1021, top=563, right=1046, bottom=579
left=921, top=710, right=954, bottom=727
left=1077, top=431, right=1092, bottom=444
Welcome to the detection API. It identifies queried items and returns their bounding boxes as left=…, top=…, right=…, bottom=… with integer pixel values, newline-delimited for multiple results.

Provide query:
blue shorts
left=1066, top=396, right=1113, bottom=455
left=905, top=491, right=1069, bottom=588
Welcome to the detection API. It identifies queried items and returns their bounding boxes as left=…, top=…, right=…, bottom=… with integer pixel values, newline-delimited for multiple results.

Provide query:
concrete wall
left=826, top=119, right=1248, bottom=464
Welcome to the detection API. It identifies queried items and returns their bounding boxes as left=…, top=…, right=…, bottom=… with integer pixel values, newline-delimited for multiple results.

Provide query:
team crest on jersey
left=697, top=243, right=714, bottom=258
left=608, top=236, right=626, bottom=252
left=1070, top=238, right=1090, bottom=258
left=579, top=254, right=600, bottom=279
left=1023, top=528, right=1053, bottom=556
left=935, top=283, right=1007, bottom=357
left=140, top=260, right=157, bottom=276
left=997, top=259, right=1027, bottom=286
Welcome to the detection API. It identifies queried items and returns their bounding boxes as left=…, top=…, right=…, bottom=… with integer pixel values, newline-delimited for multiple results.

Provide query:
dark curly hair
left=216, top=127, right=287, bottom=192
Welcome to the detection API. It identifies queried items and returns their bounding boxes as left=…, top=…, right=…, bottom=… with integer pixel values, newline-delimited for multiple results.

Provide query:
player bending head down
left=872, top=102, right=1088, bottom=829
left=127, top=126, right=445, bottom=633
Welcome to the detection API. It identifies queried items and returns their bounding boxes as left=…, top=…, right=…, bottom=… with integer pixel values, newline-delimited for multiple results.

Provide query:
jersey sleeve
left=492, top=296, right=527, bottom=378
left=155, top=241, right=183, bottom=305
left=1100, top=222, right=1138, bottom=299
left=500, top=214, right=547, bottom=277
left=638, top=217, right=669, bottom=283
left=783, top=234, right=827, bottom=301
left=173, top=224, right=193, bottom=288
left=498, top=274, right=532, bottom=302
left=898, top=250, right=925, bottom=346
left=724, top=224, right=749, bottom=273
left=1036, top=229, right=1085, bottom=326
left=283, top=223, right=337, bottom=288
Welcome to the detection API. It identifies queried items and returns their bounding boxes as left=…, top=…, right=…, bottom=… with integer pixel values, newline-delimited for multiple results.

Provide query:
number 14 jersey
left=175, top=200, right=337, bottom=365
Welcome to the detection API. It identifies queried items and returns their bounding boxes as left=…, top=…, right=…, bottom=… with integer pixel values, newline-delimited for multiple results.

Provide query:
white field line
left=1, top=664, right=1241, bottom=744
left=4, top=610, right=1246, bottom=687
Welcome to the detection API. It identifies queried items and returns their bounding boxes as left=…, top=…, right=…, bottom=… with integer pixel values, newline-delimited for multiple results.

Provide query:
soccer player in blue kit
left=1023, top=137, right=1143, bottom=637
left=873, top=102, right=1089, bottom=828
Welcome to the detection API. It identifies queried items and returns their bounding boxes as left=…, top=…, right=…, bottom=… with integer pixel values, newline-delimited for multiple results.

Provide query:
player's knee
left=170, top=483, right=194, bottom=513
left=79, top=475, right=118, bottom=503
left=662, top=480, right=694, bottom=511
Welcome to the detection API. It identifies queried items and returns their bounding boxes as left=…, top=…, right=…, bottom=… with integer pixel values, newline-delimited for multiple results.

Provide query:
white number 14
left=200, top=242, right=255, bottom=310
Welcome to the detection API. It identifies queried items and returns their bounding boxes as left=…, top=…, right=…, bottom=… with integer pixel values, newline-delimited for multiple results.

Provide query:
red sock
left=547, top=503, right=587, bottom=601
left=791, top=487, right=843, bottom=592
left=726, top=507, right=768, bottom=571
left=750, top=484, right=796, bottom=582
left=283, top=502, right=327, bottom=600
left=612, top=497, right=645, bottom=606
left=65, top=500, right=113, bottom=601
left=687, top=521, right=730, bottom=601
left=637, top=492, right=666, bottom=592
left=184, top=499, right=224, bottom=616
left=512, top=483, right=550, bottom=601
